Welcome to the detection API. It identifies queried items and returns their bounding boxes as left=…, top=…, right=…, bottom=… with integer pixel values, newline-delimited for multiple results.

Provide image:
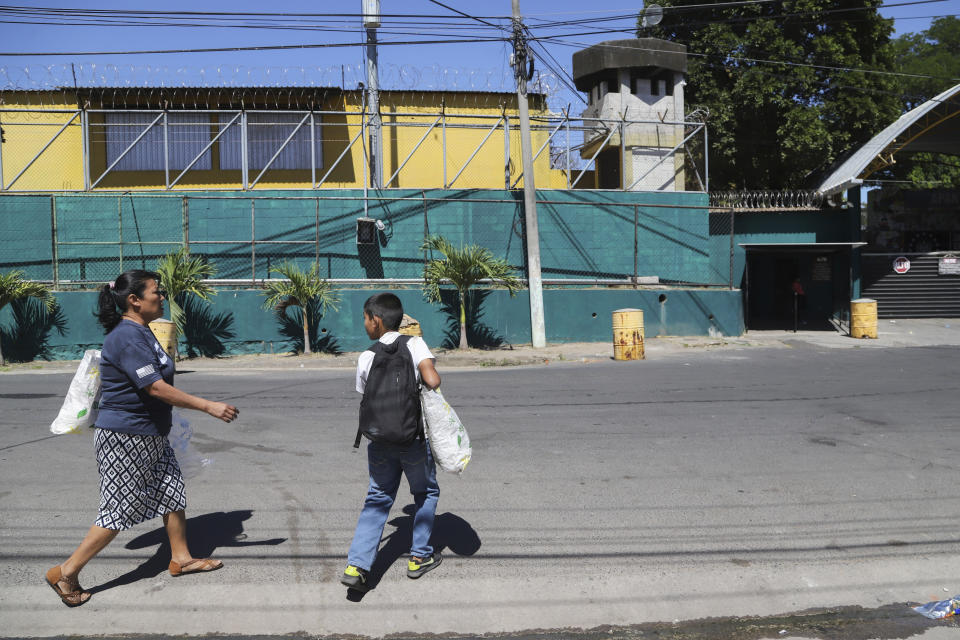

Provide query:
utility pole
left=363, top=0, right=383, bottom=188
left=511, top=0, right=546, bottom=348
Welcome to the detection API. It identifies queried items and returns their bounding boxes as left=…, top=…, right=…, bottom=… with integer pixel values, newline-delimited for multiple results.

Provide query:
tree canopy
left=885, top=16, right=960, bottom=189
left=640, top=0, right=902, bottom=190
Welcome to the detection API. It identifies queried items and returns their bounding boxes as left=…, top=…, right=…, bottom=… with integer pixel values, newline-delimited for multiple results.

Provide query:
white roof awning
left=816, top=83, right=960, bottom=197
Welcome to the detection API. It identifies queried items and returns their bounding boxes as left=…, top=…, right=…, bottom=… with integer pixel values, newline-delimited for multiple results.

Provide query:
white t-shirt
left=355, top=332, right=435, bottom=393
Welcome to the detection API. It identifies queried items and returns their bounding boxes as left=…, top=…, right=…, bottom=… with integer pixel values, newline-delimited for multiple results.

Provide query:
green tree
left=0, top=270, right=56, bottom=365
left=421, top=235, right=522, bottom=349
left=261, top=262, right=339, bottom=355
left=643, top=0, right=901, bottom=190
left=155, top=247, right=217, bottom=360
left=885, top=17, right=960, bottom=188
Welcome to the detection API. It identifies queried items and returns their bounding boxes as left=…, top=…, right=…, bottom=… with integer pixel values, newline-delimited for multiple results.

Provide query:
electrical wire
left=0, top=36, right=510, bottom=57
left=534, top=35, right=960, bottom=82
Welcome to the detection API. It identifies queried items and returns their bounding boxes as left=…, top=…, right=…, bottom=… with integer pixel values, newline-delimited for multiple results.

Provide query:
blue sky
left=0, top=0, right=955, bottom=106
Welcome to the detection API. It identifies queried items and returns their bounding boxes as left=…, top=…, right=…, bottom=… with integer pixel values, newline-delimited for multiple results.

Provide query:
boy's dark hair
left=95, top=269, right=161, bottom=334
left=363, top=293, right=403, bottom=331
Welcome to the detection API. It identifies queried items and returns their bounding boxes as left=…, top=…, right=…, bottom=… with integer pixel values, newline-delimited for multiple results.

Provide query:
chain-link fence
left=1, top=191, right=737, bottom=289
left=1, top=104, right=707, bottom=193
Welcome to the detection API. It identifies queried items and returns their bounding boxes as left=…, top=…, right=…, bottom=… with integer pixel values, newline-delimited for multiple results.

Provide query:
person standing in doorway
left=792, top=277, right=807, bottom=328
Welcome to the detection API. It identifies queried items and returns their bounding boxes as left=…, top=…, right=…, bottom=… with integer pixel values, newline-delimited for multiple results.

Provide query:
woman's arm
left=418, top=359, right=441, bottom=390
left=144, top=380, right=239, bottom=423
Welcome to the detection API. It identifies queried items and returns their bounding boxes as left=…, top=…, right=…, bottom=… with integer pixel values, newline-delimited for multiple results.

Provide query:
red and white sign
left=893, top=256, right=911, bottom=274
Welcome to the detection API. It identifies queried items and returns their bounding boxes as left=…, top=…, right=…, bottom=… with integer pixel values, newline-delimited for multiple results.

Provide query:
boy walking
left=342, top=293, right=443, bottom=592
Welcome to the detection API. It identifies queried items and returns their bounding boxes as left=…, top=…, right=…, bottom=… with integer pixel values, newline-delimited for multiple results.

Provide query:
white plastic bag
left=50, top=350, right=102, bottom=435
left=168, top=409, right=212, bottom=479
left=421, top=388, right=471, bottom=474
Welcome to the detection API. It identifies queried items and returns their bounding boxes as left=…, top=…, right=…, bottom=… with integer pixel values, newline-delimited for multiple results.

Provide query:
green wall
left=0, top=287, right=744, bottom=361
left=1, top=189, right=865, bottom=360
left=1, top=189, right=716, bottom=285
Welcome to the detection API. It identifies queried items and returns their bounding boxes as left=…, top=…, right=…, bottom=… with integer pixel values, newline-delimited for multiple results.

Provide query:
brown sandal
left=168, top=558, right=223, bottom=577
left=45, top=565, right=91, bottom=607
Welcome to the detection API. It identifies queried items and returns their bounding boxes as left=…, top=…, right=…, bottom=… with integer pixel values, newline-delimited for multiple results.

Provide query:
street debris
left=913, top=595, right=960, bottom=619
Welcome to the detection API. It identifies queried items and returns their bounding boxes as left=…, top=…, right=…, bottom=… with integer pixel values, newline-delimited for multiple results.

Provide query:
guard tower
left=572, top=38, right=687, bottom=190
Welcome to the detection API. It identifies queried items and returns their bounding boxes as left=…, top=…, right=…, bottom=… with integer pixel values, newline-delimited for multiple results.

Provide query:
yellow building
left=0, top=87, right=570, bottom=192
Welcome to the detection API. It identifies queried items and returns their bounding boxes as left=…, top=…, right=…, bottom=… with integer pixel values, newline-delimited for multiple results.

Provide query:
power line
left=0, top=37, right=509, bottom=57
left=535, top=35, right=960, bottom=82
left=423, top=0, right=505, bottom=30
left=0, top=6, right=512, bottom=20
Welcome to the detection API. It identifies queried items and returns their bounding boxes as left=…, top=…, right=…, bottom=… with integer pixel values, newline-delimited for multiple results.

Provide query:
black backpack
left=354, top=335, right=422, bottom=448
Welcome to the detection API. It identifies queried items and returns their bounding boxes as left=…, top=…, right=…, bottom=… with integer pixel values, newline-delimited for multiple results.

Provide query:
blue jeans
left=347, top=439, right=440, bottom=571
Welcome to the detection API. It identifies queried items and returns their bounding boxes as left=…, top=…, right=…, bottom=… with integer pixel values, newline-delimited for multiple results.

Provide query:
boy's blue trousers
left=347, top=439, right=440, bottom=571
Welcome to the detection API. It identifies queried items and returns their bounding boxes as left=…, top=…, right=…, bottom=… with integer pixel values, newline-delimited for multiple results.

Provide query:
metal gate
left=861, top=252, right=960, bottom=317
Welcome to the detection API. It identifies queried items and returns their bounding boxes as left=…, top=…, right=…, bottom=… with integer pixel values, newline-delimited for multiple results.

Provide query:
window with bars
left=104, top=112, right=213, bottom=171
left=103, top=111, right=322, bottom=172
left=218, top=112, right=321, bottom=171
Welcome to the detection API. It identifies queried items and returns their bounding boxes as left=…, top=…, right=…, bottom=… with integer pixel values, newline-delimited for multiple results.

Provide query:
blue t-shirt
left=95, top=319, right=175, bottom=436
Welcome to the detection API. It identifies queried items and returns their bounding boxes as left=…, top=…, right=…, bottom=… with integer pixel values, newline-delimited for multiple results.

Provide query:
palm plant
left=0, top=270, right=56, bottom=365
left=155, top=247, right=217, bottom=360
left=421, top=235, right=522, bottom=349
left=261, top=261, right=339, bottom=355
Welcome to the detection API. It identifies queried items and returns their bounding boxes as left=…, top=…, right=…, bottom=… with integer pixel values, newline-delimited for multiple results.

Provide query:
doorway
left=745, top=248, right=850, bottom=330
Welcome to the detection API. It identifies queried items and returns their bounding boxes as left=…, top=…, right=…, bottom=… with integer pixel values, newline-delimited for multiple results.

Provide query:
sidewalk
left=3, top=318, right=958, bottom=374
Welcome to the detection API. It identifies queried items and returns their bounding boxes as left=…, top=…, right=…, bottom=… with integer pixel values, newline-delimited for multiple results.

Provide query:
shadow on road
left=346, top=504, right=481, bottom=601
left=88, top=509, right=286, bottom=594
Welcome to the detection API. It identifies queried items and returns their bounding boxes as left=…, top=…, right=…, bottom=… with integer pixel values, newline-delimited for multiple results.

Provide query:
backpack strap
left=394, top=335, right=426, bottom=441
left=354, top=342, right=384, bottom=448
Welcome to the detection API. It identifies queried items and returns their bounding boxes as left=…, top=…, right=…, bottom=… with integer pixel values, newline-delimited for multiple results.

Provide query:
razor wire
left=709, top=190, right=824, bottom=210
left=0, top=63, right=568, bottom=111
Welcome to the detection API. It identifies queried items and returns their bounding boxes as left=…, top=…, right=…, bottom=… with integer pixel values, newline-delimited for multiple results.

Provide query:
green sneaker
left=407, top=552, right=442, bottom=579
left=340, top=565, right=369, bottom=591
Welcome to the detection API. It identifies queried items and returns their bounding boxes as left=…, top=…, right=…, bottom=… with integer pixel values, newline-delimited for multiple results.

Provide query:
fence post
left=315, top=197, right=320, bottom=269
left=251, top=198, right=256, bottom=285
left=310, top=112, right=317, bottom=188
left=0, top=113, right=5, bottom=191
left=441, top=101, right=447, bottom=188
left=704, top=125, right=710, bottom=193
left=182, top=196, right=189, bottom=252
left=503, top=114, right=511, bottom=190
left=565, top=109, right=571, bottom=190
left=50, top=195, right=59, bottom=288
left=634, top=204, right=639, bottom=282
left=422, top=191, right=429, bottom=269
left=163, top=111, right=170, bottom=189
left=620, top=117, right=628, bottom=191
left=118, top=196, right=123, bottom=274
left=81, top=108, right=91, bottom=191
left=241, top=111, right=249, bottom=190
left=729, top=207, right=735, bottom=290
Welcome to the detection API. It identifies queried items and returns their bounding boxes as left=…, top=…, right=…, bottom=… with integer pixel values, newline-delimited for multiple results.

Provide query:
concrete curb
left=2, top=318, right=958, bottom=375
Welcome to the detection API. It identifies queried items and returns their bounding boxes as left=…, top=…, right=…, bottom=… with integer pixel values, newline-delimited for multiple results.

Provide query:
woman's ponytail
left=94, top=270, right=160, bottom=334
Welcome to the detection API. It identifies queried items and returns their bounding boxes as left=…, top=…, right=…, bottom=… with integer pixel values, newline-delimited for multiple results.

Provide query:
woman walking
left=45, top=269, right=239, bottom=607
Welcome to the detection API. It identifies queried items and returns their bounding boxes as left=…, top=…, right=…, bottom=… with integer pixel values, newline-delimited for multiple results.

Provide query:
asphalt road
left=2, top=344, right=960, bottom=639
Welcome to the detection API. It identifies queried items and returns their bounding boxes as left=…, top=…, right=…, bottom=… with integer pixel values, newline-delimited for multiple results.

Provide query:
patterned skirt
left=94, top=428, right=186, bottom=530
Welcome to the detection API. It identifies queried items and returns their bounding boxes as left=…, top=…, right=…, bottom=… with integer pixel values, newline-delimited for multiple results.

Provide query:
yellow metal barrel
left=850, top=298, right=878, bottom=339
left=148, top=318, right=177, bottom=356
left=612, top=308, right=645, bottom=360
